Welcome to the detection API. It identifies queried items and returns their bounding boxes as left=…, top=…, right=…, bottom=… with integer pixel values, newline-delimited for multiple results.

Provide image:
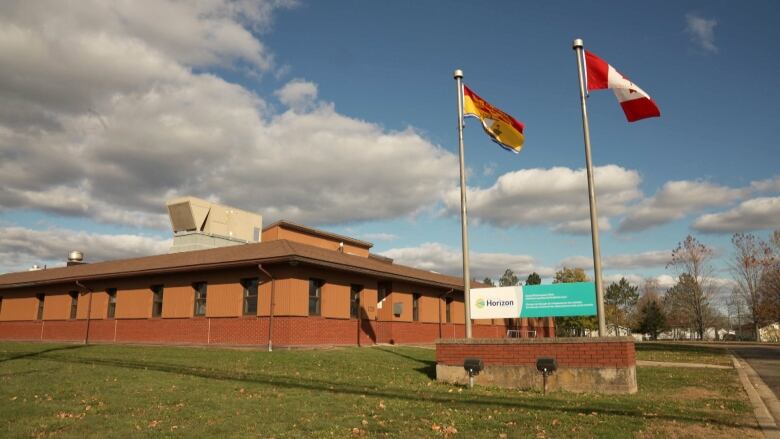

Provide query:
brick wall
left=436, top=338, right=636, bottom=368
left=0, top=317, right=543, bottom=347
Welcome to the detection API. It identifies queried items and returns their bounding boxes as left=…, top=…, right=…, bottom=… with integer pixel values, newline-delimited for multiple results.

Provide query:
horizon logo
left=475, top=297, right=515, bottom=309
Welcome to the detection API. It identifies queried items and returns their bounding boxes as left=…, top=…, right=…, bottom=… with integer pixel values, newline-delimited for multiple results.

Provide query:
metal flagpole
left=453, top=69, right=472, bottom=339
left=572, top=39, right=607, bottom=337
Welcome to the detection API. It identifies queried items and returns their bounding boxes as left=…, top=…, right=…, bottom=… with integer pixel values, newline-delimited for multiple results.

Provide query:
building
left=0, top=200, right=554, bottom=347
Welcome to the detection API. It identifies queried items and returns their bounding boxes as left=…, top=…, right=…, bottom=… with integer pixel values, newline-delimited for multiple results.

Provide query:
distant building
left=0, top=197, right=553, bottom=347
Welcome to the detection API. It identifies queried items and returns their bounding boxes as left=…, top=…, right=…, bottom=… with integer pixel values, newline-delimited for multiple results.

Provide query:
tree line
left=480, top=228, right=780, bottom=340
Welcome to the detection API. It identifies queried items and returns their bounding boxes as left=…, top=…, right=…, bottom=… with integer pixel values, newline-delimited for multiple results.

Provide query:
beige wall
left=116, top=288, right=151, bottom=319
left=0, top=294, right=39, bottom=321
left=262, top=226, right=370, bottom=257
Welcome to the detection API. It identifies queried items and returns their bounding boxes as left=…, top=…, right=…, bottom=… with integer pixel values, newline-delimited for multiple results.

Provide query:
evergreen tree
left=637, top=300, right=667, bottom=340
left=499, top=269, right=519, bottom=287
left=525, top=272, right=541, bottom=285
left=482, top=277, right=495, bottom=287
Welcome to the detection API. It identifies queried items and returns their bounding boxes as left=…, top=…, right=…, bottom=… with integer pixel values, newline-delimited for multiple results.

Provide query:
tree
left=729, top=233, right=773, bottom=340
left=758, top=229, right=780, bottom=325
left=666, top=235, right=717, bottom=340
left=605, top=278, right=639, bottom=329
left=525, top=272, right=541, bottom=285
left=482, top=277, right=496, bottom=287
left=636, top=300, right=666, bottom=340
left=553, top=267, right=596, bottom=336
left=665, top=273, right=716, bottom=340
left=499, top=269, right=519, bottom=287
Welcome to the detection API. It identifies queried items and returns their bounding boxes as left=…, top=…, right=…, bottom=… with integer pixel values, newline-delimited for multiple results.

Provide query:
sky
left=0, top=1, right=778, bottom=303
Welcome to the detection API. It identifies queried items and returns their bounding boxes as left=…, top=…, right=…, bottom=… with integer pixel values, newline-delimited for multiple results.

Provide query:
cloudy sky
left=0, top=1, right=778, bottom=298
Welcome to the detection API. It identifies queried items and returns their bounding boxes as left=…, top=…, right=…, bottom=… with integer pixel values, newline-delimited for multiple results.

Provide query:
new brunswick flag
left=463, top=85, right=525, bottom=153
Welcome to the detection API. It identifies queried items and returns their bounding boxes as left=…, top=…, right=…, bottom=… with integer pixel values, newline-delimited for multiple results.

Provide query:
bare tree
left=758, top=230, right=780, bottom=324
left=666, top=235, right=716, bottom=340
left=729, top=233, right=773, bottom=340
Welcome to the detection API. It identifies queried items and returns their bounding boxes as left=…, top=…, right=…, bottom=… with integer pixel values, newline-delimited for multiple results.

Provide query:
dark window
left=107, top=288, right=117, bottom=319
left=378, top=282, right=391, bottom=303
left=193, top=282, right=207, bottom=316
left=241, top=278, right=259, bottom=316
left=0, top=296, right=3, bottom=316
left=151, top=285, right=164, bottom=317
left=350, top=284, right=363, bottom=318
left=309, top=278, right=324, bottom=316
left=445, top=297, right=453, bottom=323
left=412, top=293, right=420, bottom=322
left=37, top=294, right=45, bottom=320
left=69, top=291, right=78, bottom=320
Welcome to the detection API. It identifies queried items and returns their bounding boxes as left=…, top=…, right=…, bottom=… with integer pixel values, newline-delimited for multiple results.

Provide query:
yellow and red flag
left=463, top=85, right=525, bottom=153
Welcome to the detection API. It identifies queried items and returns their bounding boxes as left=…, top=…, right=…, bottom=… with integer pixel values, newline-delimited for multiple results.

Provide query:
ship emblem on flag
left=463, top=85, right=525, bottom=153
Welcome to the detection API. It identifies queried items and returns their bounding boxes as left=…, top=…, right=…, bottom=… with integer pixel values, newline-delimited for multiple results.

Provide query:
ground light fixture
left=536, top=357, right=557, bottom=395
left=463, top=357, right=484, bottom=389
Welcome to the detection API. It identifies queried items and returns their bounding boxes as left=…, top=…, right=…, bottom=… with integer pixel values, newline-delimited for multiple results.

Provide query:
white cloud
left=380, top=242, right=554, bottom=281
left=275, top=79, right=318, bottom=112
left=560, top=250, right=670, bottom=270
left=0, top=1, right=459, bottom=229
left=617, top=180, right=743, bottom=233
left=750, top=176, right=780, bottom=193
left=602, top=274, right=676, bottom=290
left=361, top=232, right=398, bottom=242
left=0, top=226, right=170, bottom=273
left=685, top=13, right=718, bottom=53
left=692, top=197, right=780, bottom=234
left=443, top=165, right=641, bottom=233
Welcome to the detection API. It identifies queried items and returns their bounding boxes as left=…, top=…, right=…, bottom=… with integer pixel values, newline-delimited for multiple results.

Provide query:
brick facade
left=0, top=317, right=551, bottom=347
left=436, top=337, right=636, bottom=368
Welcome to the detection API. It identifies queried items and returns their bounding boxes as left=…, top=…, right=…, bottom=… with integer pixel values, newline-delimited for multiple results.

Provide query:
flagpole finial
left=572, top=38, right=584, bottom=49
left=453, top=69, right=463, bottom=79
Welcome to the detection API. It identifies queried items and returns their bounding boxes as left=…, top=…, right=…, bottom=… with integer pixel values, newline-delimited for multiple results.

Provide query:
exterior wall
left=262, top=226, right=370, bottom=257
left=0, top=263, right=551, bottom=346
left=436, top=337, right=637, bottom=394
left=0, top=294, right=40, bottom=321
left=42, top=292, right=73, bottom=320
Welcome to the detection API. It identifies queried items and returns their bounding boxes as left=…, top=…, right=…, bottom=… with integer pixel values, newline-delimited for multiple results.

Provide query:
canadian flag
left=585, top=50, right=660, bottom=122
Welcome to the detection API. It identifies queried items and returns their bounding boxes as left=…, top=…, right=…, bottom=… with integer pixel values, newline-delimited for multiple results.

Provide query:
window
left=445, top=297, right=453, bottom=323
left=308, top=278, right=324, bottom=316
left=69, top=291, right=78, bottom=320
left=193, top=282, right=207, bottom=316
left=37, top=294, right=45, bottom=320
left=241, top=278, right=259, bottom=316
left=350, top=284, right=363, bottom=319
left=412, top=293, right=420, bottom=322
left=151, top=285, right=164, bottom=317
left=0, top=296, right=3, bottom=316
left=107, top=288, right=117, bottom=319
left=378, top=282, right=391, bottom=303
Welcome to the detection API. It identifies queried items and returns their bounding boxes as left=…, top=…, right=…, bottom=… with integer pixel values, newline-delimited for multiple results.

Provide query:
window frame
left=445, top=297, right=453, bottom=323
left=106, top=288, right=117, bottom=319
left=241, top=278, right=259, bottom=316
left=350, top=284, right=363, bottom=319
left=68, top=291, right=78, bottom=320
left=412, top=293, right=420, bottom=322
left=151, top=285, right=164, bottom=318
left=193, top=282, right=207, bottom=317
left=308, top=278, right=324, bottom=316
left=36, top=294, right=45, bottom=320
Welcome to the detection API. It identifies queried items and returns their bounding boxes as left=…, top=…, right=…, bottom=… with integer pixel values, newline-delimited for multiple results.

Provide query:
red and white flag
left=585, top=50, right=660, bottom=122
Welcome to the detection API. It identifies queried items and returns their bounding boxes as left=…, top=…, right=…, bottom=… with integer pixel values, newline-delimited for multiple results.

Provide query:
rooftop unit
left=166, top=196, right=262, bottom=253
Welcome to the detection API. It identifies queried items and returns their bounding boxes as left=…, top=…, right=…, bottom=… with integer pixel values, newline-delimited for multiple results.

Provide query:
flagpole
left=572, top=39, right=607, bottom=337
left=454, top=69, right=472, bottom=339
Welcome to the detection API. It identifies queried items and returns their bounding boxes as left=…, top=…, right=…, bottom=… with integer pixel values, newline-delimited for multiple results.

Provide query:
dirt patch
left=675, top=386, right=721, bottom=400
left=636, top=420, right=762, bottom=439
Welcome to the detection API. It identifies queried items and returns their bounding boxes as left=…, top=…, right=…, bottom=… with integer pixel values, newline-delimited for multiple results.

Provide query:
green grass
left=0, top=342, right=761, bottom=438
left=635, top=342, right=734, bottom=366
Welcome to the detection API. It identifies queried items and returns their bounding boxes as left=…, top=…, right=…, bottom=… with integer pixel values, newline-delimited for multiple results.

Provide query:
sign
left=470, top=286, right=521, bottom=319
left=470, top=282, right=596, bottom=318
left=520, top=282, right=597, bottom=317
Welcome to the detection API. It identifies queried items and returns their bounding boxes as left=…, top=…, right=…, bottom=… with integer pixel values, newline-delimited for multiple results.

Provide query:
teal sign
left=519, top=282, right=597, bottom=317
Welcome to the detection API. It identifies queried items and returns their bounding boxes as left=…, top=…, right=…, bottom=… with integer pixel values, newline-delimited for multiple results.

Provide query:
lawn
left=0, top=342, right=761, bottom=438
left=635, top=342, right=734, bottom=366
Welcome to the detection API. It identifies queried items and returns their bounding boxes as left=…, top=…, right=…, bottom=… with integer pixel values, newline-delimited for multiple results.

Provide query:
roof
left=263, top=220, right=373, bottom=249
left=0, top=239, right=464, bottom=291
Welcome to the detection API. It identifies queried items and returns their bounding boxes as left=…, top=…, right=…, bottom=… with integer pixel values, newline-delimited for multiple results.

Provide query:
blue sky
left=0, top=1, right=778, bottom=298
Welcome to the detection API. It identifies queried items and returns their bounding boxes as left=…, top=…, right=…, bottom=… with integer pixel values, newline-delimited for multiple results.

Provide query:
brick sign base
left=436, top=337, right=637, bottom=394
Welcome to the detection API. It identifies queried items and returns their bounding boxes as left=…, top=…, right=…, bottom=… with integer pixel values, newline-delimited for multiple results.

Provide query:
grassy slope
left=0, top=342, right=761, bottom=438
